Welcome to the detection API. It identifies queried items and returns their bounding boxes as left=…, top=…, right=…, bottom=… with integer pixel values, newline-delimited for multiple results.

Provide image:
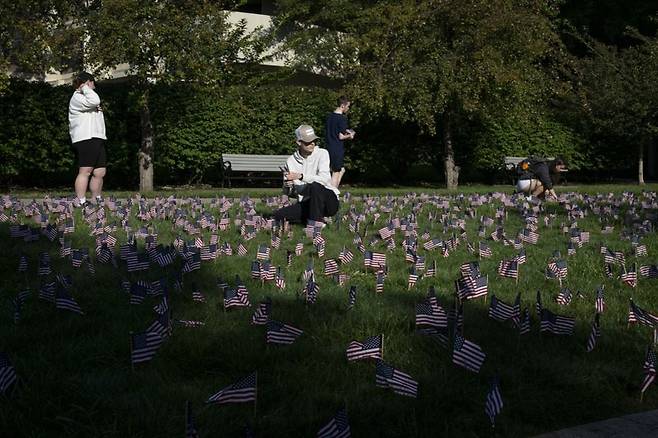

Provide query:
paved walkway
left=535, top=409, right=658, bottom=437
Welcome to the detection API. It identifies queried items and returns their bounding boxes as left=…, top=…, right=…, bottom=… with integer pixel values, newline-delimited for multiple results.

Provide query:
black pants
left=274, top=182, right=339, bottom=223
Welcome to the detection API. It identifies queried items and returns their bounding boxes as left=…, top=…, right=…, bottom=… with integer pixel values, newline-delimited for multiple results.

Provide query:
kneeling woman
left=274, top=125, right=340, bottom=225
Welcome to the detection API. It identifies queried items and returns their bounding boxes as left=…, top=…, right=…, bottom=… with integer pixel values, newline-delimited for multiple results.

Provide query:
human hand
left=285, top=172, right=302, bottom=181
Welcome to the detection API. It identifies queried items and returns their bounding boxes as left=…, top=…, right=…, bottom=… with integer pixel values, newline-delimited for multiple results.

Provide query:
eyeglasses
left=300, top=140, right=316, bottom=146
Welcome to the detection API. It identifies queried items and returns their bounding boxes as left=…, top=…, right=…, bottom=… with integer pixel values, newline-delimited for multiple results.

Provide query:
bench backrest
left=222, top=154, right=289, bottom=172
left=503, top=156, right=554, bottom=170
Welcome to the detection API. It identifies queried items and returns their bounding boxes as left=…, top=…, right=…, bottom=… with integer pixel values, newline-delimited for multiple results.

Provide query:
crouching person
left=516, top=157, right=568, bottom=201
left=274, top=125, right=340, bottom=225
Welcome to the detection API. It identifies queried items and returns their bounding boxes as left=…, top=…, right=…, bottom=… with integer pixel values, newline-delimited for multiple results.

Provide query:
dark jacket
left=519, top=160, right=553, bottom=189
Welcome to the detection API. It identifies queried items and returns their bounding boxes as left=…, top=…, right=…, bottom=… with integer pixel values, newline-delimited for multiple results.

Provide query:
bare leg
left=530, top=180, right=546, bottom=197
left=75, top=167, right=94, bottom=200
left=90, top=167, right=106, bottom=198
left=331, top=167, right=346, bottom=188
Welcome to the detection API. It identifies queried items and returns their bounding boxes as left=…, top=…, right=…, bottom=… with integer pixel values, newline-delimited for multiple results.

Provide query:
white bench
left=504, top=156, right=555, bottom=170
left=220, top=153, right=289, bottom=187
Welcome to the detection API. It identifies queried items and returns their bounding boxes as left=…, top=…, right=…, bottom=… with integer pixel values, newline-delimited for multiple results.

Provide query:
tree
left=80, top=0, right=259, bottom=191
left=577, top=28, right=658, bottom=184
left=0, top=1, right=80, bottom=92
left=273, top=0, right=569, bottom=188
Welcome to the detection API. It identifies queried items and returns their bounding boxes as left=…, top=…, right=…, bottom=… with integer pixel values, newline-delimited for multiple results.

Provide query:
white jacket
left=68, top=85, right=106, bottom=143
left=286, top=147, right=339, bottom=202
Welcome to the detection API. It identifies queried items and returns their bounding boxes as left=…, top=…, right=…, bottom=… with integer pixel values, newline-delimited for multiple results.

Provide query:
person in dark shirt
left=324, top=96, right=355, bottom=188
left=516, top=158, right=567, bottom=200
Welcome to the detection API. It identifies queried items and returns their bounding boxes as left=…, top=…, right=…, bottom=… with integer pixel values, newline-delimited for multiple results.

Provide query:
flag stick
left=254, top=372, right=258, bottom=418
left=129, top=331, right=134, bottom=372
left=381, top=333, right=385, bottom=360
left=185, top=401, right=190, bottom=436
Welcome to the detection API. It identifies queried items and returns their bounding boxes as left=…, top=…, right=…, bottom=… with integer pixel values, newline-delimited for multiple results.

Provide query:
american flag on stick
left=452, top=333, right=486, bottom=373
left=375, top=360, right=418, bottom=398
left=317, top=408, right=351, bottom=438
left=346, top=334, right=383, bottom=361
left=206, top=372, right=257, bottom=404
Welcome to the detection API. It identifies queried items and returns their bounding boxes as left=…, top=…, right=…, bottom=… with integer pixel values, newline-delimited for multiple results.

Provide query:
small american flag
left=17, top=254, right=27, bottom=272
left=595, top=285, right=606, bottom=313
left=224, top=286, right=250, bottom=309
left=518, top=307, right=531, bottom=335
left=185, top=401, right=199, bottom=438
left=540, top=308, right=575, bottom=335
left=266, top=320, right=303, bottom=344
left=303, top=276, right=320, bottom=304
left=547, top=259, right=568, bottom=279
left=206, top=372, right=257, bottom=404
left=339, top=247, right=354, bottom=264
left=452, top=333, right=486, bottom=373
left=485, top=376, right=503, bottom=426
left=252, top=298, right=272, bottom=325
left=55, top=285, right=84, bottom=315
left=375, top=360, right=418, bottom=398
left=295, top=242, right=304, bottom=256
left=0, top=352, right=18, bottom=395
left=628, top=299, right=658, bottom=327
left=555, top=287, right=573, bottom=306
left=131, top=329, right=164, bottom=364
left=498, top=260, right=519, bottom=278
left=348, top=286, right=357, bottom=308
left=346, top=334, right=383, bottom=361
left=567, top=241, right=576, bottom=256
left=375, top=271, right=385, bottom=293
left=324, top=259, right=340, bottom=276
left=177, top=320, right=205, bottom=328
left=621, top=263, right=638, bottom=288
left=256, top=244, right=271, bottom=260
left=586, top=313, right=601, bottom=353
left=275, top=267, right=286, bottom=290
left=641, top=347, right=657, bottom=395
left=488, top=294, right=520, bottom=322
left=415, top=300, right=448, bottom=328
left=478, top=241, right=492, bottom=258
left=407, top=267, right=419, bottom=289
left=635, top=244, right=648, bottom=257
left=317, top=408, right=351, bottom=438
left=460, top=261, right=480, bottom=278
left=191, top=285, right=206, bottom=303
left=640, top=264, right=658, bottom=279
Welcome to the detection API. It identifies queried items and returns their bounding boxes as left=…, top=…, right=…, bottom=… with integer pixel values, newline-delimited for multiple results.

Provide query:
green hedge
left=0, top=79, right=595, bottom=188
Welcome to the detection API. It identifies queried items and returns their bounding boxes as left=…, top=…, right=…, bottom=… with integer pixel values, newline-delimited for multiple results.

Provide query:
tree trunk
left=139, top=95, right=154, bottom=192
left=638, top=143, right=645, bottom=185
left=442, top=111, right=460, bottom=189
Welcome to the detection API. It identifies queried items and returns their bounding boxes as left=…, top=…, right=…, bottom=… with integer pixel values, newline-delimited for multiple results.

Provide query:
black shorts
left=326, top=146, right=344, bottom=172
left=73, top=138, right=106, bottom=168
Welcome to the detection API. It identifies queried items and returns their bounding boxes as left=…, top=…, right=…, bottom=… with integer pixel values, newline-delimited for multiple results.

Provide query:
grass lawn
left=1, top=184, right=658, bottom=437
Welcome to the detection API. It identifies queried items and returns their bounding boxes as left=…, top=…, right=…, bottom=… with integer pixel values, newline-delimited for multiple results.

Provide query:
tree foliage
left=575, top=26, right=658, bottom=181
left=75, top=0, right=260, bottom=191
left=273, top=0, right=571, bottom=187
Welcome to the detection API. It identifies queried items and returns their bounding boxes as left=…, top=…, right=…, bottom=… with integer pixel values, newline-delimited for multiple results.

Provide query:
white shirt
left=286, top=147, right=339, bottom=202
left=68, top=85, right=106, bottom=143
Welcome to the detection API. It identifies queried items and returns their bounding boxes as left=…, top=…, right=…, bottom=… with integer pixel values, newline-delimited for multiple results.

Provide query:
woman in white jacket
left=274, top=124, right=340, bottom=225
left=69, top=72, right=107, bottom=207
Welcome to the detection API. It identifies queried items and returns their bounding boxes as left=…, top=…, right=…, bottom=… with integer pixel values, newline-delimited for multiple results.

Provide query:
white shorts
left=516, top=179, right=531, bottom=193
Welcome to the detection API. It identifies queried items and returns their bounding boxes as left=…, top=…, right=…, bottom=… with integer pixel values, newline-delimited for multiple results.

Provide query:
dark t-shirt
left=325, top=112, right=348, bottom=151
